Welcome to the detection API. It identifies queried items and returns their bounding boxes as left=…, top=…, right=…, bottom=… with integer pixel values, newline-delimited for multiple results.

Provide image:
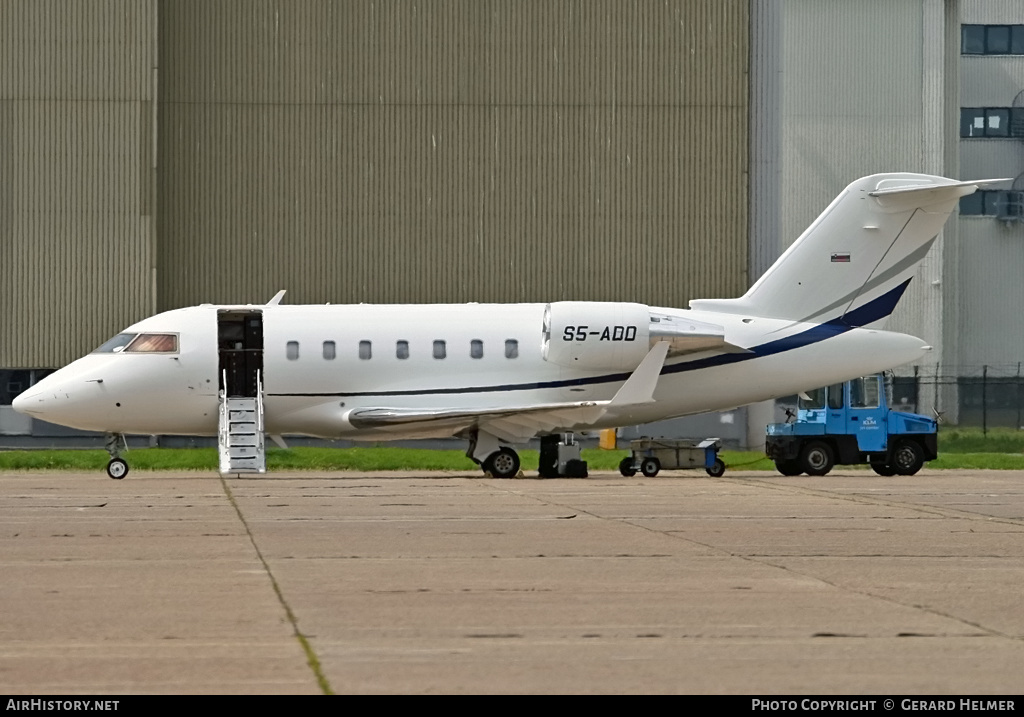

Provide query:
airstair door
left=217, top=311, right=266, bottom=474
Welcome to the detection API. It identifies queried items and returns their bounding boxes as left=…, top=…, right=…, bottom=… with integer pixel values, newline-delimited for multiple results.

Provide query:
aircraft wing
left=349, top=402, right=609, bottom=443
left=347, top=342, right=671, bottom=443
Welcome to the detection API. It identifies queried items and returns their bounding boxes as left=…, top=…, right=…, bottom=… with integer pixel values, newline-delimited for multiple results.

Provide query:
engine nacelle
left=542, top=302, right=651, bottom=370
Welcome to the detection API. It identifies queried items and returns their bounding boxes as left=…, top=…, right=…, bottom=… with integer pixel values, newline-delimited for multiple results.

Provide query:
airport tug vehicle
left=765, top=374, right=937, bottom=477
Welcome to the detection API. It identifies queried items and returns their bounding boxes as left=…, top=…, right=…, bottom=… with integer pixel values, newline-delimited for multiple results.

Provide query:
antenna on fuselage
left=266, top=290, right=287, bottom=305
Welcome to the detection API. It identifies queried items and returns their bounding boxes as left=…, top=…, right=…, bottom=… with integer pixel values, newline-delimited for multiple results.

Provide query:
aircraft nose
left=10, top=373, right=101, bottom=428
left=11, top=371, right=75, bottom=420
left=11, top=389, right=41, bottom=416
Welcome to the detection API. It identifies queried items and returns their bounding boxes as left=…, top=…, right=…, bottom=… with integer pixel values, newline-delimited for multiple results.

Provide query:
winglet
left=267, top=290, right=287, bottom=305
left=608, top=341, right=669, bottom=407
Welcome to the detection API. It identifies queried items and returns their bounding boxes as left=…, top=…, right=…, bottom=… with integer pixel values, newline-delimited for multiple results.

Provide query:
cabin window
left=504, top=339, right=518, bottom=359
left=286, top=341, right=299, bottom=360
left=323, top=341, right=336, bottom=360
left=396, top=340, right=409, bottom=359
left=124, top=333, right=178, bottom=354
left=433, top=340, right=446, bottom=359
left=358, top=340, right=372, bottom=360
left=470, top=339, right=483, bottom=359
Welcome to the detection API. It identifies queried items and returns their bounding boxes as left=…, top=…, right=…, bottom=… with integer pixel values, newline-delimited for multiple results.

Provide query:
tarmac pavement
left=1, top=467, right=1023, bottom=694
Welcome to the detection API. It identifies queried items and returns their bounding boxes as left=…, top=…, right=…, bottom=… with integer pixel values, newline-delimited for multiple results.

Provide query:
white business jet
left=13, top=173, right=1005, bottom=479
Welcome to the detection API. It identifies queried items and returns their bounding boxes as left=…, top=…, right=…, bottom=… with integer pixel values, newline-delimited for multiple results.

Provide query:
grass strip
left=3, top=442, right=1024, bottom=472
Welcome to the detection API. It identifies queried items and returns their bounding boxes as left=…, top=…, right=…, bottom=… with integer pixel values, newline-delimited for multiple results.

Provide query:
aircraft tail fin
left=689, top=174, right=1010, bottom=327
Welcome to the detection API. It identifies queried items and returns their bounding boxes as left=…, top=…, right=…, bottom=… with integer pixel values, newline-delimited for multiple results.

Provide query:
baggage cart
left=620, top=438, right=725, bottom=477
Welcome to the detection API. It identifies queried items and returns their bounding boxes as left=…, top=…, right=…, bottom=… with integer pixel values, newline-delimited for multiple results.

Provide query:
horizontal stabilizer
left=868, top=177, right=1011, bottom=197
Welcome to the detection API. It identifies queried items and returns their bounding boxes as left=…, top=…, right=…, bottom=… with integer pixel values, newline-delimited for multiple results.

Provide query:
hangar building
left=1, top=0, right=1022, bottom=445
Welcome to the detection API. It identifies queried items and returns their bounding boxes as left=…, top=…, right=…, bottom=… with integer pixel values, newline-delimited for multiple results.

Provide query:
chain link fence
left=891, top=364, right=1024, bottom=431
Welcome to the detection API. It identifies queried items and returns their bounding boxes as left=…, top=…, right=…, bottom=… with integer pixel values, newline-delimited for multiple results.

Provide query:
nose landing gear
left=104, top=433, right=129, bottom=479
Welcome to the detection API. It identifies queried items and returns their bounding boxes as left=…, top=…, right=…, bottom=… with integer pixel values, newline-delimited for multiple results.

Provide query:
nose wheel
left=106, top=458, right=129, bottom=480
left=104, top=432, right=129, bottom=479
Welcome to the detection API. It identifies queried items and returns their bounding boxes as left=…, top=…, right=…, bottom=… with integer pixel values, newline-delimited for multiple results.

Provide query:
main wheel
left=106, top=458, right=129, bottom=480
left=775, top=459, right=803, bottom=476
left=871, top=462, right=897, bottom=477
left=706, top=458, right=726, bottom=477
left=619, top=457, right=637, bottom=477
left=799, top=441, right=834, bottom=476
left=483, top=447, right=520, bottom=478
left=891, top=440, right=924, bottom=476
left=640, top=457, right=661, bottom=477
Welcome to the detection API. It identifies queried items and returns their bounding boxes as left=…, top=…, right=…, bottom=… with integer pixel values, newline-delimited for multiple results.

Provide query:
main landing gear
left=466, top=430, right=522, bottom=478
left=104, top=432, right=129, bottom=479
left=466, top=430, right=588, bottom=479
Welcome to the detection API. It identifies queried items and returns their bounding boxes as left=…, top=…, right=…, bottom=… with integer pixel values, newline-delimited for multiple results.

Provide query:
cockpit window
left=124, top=333, right=178, bottom=353
left=92, top=334, right=137, bottom=353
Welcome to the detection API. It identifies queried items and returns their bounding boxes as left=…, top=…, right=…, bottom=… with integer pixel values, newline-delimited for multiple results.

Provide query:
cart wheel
left=618, top=457, right=637, bottom=477
left=706, top=458, right=725, bottom=477
left=640, top=457, right=661, bottom=477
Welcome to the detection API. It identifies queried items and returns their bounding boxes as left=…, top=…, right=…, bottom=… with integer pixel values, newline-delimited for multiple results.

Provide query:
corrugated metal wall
left=777, top=0, right=926, bottom=245
left=956, top=0, right=1024, bottom=378
left=157, top=0, right=749, bottom=309
left=957, top=219, right=1024, bottom=369
left=0, top=0, right=156, bottom=367
left=961, top=0, right=1024, bottom=23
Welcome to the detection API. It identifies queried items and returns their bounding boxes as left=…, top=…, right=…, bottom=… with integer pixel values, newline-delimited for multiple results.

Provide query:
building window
left=960, top=108, right=1024, bottom=138
left=323, top=341, right=336, bottom=360
left=358, top=340, right=372, bottom=360
left=960, top=190, right=1024, bottom=219
left=396, top=340, right=409, bottom=359
left=433, top=340, right=446, bottom=359
left=962, top=25, right=1024, bottom=55
left=470, top=339, right=483, bottom=359
left=286, top=341, right=299, bottom=360
left=505, top=339, right=519, bottom=359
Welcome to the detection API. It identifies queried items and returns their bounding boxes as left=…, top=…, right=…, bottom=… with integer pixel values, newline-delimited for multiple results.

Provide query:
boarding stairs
left=218, top=371, right=266, bottom=474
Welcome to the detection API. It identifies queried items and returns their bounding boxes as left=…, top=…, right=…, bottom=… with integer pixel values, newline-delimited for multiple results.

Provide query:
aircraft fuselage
left=14, top=302, right=927, bottom=440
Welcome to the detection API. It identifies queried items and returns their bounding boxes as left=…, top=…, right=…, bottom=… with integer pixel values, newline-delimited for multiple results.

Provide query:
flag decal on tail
left=831, top=253, right=851, bottom=263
